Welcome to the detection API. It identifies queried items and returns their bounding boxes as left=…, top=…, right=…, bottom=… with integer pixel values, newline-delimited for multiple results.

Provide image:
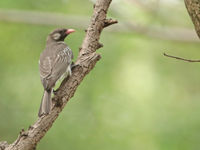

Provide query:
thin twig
left=163, top=53, right=200, bottom=62
left=103, top=19, right=118, bottom=28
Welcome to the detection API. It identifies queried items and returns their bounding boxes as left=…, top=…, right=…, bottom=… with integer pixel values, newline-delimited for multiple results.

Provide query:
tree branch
left=103, top=18, right=118, bottom=28
left=164, top=53, right=200, bottom=62
left=0, top=0, right=117, bottom=150
left=185, top=0, right=200, bottom=38
left=0, top=142, right=8, bottom=150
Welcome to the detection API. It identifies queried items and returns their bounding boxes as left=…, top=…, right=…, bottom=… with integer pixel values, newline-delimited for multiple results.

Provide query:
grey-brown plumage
left=38, top=28, right=75, bottom=117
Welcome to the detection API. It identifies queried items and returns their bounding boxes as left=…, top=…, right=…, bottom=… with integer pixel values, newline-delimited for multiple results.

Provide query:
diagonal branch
left=0, top=0, right=117, bottom=150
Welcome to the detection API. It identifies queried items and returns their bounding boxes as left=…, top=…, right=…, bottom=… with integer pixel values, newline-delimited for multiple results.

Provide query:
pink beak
left=66, top=29, right=75, bottom=34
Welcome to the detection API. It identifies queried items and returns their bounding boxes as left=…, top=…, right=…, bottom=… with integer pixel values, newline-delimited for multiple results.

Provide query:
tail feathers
left=38, top=89, right=52, bottom=117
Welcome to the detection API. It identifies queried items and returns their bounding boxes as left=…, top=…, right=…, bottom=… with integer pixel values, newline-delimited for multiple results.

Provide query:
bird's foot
left=71, top=62, right=84, bottom=71
left=71, top=61, right=83, bottom=70
left=53, top=89, right=58, bottom=95
left=71, top=61, right=76, bottom=69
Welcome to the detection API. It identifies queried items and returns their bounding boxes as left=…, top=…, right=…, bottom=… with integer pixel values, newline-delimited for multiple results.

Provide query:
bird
left=38, top=28, right=75, bottom=117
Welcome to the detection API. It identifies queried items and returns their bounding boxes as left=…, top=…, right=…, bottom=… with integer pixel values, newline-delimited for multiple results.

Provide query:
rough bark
left=0, top=0, right=117, bottom=150
left=185, top=0, right=200, bottom=38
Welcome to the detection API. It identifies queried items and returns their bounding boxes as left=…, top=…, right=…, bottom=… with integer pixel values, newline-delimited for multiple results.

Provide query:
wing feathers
left=39, top=45, right=73, bottom=82
left=40, top=57, right=52, bottom=79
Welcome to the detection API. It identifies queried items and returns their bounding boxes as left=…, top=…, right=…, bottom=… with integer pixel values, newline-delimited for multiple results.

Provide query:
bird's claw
left=71, top=62, right=83, bottom=70
left=53, top=89, right=58, bottom=95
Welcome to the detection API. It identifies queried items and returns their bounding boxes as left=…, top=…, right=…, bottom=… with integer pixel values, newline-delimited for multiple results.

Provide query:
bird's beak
left=66, top=29, right=75, bottom=34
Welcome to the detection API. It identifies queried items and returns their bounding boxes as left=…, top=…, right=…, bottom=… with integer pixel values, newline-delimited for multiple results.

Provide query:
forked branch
left=0, top=0, right=117, bottom=150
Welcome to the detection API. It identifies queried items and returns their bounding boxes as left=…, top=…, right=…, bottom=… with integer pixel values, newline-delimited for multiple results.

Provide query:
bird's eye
left=52, top=33, right=61, bottom=40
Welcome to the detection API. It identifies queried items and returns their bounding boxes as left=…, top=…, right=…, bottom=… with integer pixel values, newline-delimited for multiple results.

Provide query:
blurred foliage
left=1, top=0, right=200, bottom=150
left=0, top=0, right=92, bottom=15
left=111, top=0, right=194, bottom=28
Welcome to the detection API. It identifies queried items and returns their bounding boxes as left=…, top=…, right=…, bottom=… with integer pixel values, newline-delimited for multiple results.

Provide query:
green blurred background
left=1, top=0, right=200, bottom=150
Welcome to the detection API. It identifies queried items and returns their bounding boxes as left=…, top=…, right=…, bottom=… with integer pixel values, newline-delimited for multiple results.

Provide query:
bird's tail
left=38, top=89, right=52, bottom=117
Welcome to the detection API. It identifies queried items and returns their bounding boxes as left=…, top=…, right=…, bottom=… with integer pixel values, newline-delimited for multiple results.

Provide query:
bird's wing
left=51, top=46, right=73, bottom=73
left=62, top=46, right=73, bottom=62
left=39, top=56, right=53, bottom=79
left=40, top=44, right=73, bottom=81
left=66, top=46, right=73, bottom=59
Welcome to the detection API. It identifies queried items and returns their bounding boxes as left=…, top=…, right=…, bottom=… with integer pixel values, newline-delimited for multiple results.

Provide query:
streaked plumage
left=38, top=28, right=75, bottom=117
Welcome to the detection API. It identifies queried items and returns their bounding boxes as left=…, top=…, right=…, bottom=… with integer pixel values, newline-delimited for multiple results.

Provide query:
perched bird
left=38, top=28, right=75, bottom=117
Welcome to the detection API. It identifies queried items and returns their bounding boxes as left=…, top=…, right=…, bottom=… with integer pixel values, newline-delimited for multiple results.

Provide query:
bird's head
left=48, top=28, right=75, bottom=42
